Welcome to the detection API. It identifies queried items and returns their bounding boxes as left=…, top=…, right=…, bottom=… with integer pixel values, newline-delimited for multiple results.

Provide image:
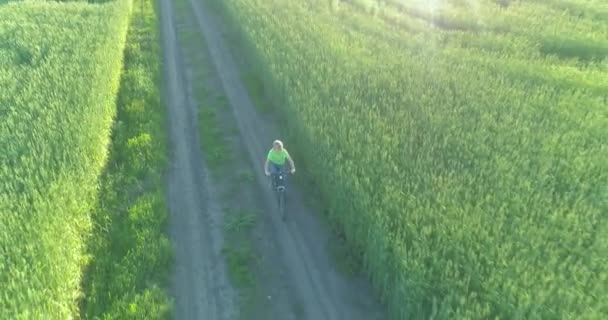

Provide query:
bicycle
left=269, top=171, right=289, bottom=221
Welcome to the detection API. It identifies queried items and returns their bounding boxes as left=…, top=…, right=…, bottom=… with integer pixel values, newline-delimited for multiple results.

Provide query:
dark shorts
left=269, top=162, right=288, bottom=187
left=269, top=162, right=286, bottom=174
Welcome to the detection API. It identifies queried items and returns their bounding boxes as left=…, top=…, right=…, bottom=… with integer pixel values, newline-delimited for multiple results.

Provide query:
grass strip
left=79, top=0, right=172, bottom=318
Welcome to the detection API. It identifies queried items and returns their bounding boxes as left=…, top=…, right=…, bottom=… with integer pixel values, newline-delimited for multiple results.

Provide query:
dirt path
left=159, top=0, right=236, bottom=319
left=160, top=0, right=386, bottom=318
left=184, top=1, right=386, bottom=320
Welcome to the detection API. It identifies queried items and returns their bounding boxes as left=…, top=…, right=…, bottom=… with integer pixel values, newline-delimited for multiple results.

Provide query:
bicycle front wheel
left=278, top=191, right=286, bottom=221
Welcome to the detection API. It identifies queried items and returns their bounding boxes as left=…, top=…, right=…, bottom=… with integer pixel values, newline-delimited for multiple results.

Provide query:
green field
left=209, top=0, right=607, bottom=319
left=1, top=0, right=605, bottom=318
left=80, top=0, right=172, bottom=318
left=0, top=0, right=131, bottom=317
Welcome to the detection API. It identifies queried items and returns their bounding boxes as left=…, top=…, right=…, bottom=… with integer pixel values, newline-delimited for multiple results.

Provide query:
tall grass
left=206, top=0, right=607, bottom=318
left=79, top=0, right=172, bottom=318
left=0, top=0, right=131, bottom=317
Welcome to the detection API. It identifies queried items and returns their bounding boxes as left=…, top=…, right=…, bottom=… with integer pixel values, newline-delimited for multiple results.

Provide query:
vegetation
left=206, top=0, right=608, bottom=319
left=80, top=0, right=172, bottom=318
left=0, top=0, right=131, bottom=317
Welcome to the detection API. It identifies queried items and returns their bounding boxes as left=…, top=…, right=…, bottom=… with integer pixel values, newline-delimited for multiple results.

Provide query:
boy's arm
left=264, top=158, right=270, bottom=175
left=288, top=155, right=295, bottom=173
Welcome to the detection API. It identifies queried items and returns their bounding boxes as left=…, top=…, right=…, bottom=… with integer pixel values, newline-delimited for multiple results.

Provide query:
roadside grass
left=222, top=208, right=262, bottom=315
left=80, top=0, right=172, bottom=318
left=222, top=246, right=257, bottom=288
left=199, top=107, right=231, bottom=171
left=242, top=73, right=272, bottom=113
left=224, top=208, right=257, bottom=233
left=329, top=234, right=364, bottom=277
left=173, top=0, right=262, bottom=318
left=237, top=170, right=256, bottom=184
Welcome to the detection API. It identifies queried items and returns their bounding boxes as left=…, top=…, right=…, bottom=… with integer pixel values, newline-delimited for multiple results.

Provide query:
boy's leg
left=272, top=163, right=286, bottom=187
left=269, top=163, right=279, bottom=187
left=269, top=163, right=277, bottom=174
left=276, top=163, right=286, bottom=185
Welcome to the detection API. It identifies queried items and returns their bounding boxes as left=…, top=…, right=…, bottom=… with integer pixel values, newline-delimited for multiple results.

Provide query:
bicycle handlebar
left=267, top=171, right=294, bottom=175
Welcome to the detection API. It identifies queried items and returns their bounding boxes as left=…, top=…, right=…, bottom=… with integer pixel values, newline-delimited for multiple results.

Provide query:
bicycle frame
left=271, top=172, right=287, bottom=191
left=270, top=171, right=288, bottom=220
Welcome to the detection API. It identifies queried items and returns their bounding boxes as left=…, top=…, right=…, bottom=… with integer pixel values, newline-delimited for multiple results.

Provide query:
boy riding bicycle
left=264, top=140, right=295, bottom=185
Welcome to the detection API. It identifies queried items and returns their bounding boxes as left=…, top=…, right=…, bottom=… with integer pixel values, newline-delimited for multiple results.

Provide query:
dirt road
left=160, top=0, right=386, bottom=318
left=159, top=1, right=236, bottom=319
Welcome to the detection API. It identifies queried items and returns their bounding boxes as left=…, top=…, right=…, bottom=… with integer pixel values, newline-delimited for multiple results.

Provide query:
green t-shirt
left=267, top=148, right=290, bottom=165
